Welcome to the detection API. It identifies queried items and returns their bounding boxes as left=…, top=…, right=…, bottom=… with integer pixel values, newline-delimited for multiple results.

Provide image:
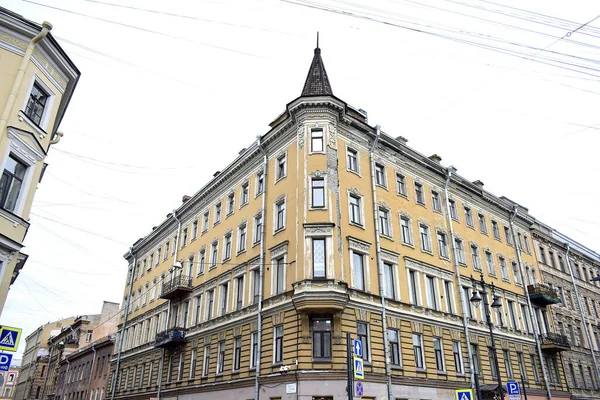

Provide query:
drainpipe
left=0, top=21, right=52, bottom=144
left=368, top=125, right=393, bottom=400
left=565, top=243, right=600, bottom=386
left=39, top=343, right=54, bottom=399
left=509, top=206, right=551, bottom=400
left=49, top=131, right=64, bottom=145
left=254, top=136, right=268, bottom=400
left=61, top=357, right=70, bottom=400
left=157, top=210, right=182, bottom=400
left=110, top=247, right=136, bottom=400
left=443, top=167, right=476, bottom=389
left=87, top=343, right=97, bottom=399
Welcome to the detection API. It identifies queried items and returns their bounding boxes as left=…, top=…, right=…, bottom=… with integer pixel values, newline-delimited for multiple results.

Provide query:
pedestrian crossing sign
left=455, top=389, right=473, bottom=400
left=0, top=326, right=21, bottom=352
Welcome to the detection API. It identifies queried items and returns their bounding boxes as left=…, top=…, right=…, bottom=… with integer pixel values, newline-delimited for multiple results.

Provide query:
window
left=478, top=214, right=487, bottom=234
left=227, top=193, right=235, bottom=214
left=352, top=251, right=365, bottom=291
left=389, top=329, right=401, bottom=366
left=504, top=350, right=513, bottom=379
left=312, top=318, right=332, bottom=359
left=275, top=200, right=286, bottom=231
left=379, top=208, right=390, bottom=236
left=485, top=251, right=495, bottom=275
left=419, top=224, right=431, bottom=252
left=357, top=323, right=370, bottom=361
left=507, top=300, right=518, bottom=329
left=499, top=256, right=509, bottom=280
left=256, top=172, right=264, bottom=195
left=194, top=295, right=202, bottom=324
left=241, top=183, right=249, bottom=205
left=220, top=283, right=229, bottom=315
left=233, top=337, right=242, bottom=371
left=464, top=207, right=473, bottom=227
left=311, top=129, right=324, bottom=152
left=524, top=235, right=531, bottom=252
left=413, top=333, right=424, bottom=369
left=512, top=262, right=521, bottom=284
left=489, top=348, right=499, bottom=378
left=530, top=354, right=540, bottom=381
left=517, top=232, right=523, bottom=249
left=251, top=332, right=258, bottom=368
left=539, top=246, right=547, bottom=264
left=492, top=220, right=500, bottom=239
left=383, top=262, right=395, bottom=299
left=517, top=352, right=526, bottom=381
left=311, top=178, right=325, bottom=208
left=415, top=183, right=425, bottom=205
left=25, top=82, right=48, bottom=125
left=202, top=345, right=210, bottom=376
left=409, top=270, right=419, bottom=305
left=274, top=325, right=284, bottom=363
left=437, top=231, right=448, bottom=258
left=252, top=269, right=260, bottom=304
left=217, top=341, right=225, bottom=374
left=166, top=356, right=173, bottom=382
left=86, top=330, right=92, bottom=342
left=452, top=341, right=463, bottom=374
left=471, top=244, right=481, bottom=270
left=200, top=213, right=209, bottom=233
left=433, top=337, right=445, bottom=372
left=463, top=287, right=474, bottom=319
left=254, top=213, right=262, bottom=244
left=190, top=349, right=197, bottom=379
left=396, top=173, right=406, bottom=195
left=349, top=194, right=362, bottom=225
left=426, top=275, right=438, bottom=310
left=215, top=203, right=222, bottom=224
left=505, top=226, right=512, bottom=244
left=0, top=155, right=27, bottom=212
left=455, top=238, right=465, bottom=264
left=237, top=224, right=247, bottom=253
left=276, top=154, right=286, bottom=180
left=444, top=280, right=453, bottom=314
left=313, top=238, right=326, bottom=278
left=177, top=352, right=184, bottom=381
left=198, top=249, right=206, bottom=275
left=210, top=241, right=218, bottom=267
left=157, top=248, right=162, bottom=264
left=206, top=290, right=214, bottom=320
left=347, top=148, right=358, bottom=172
left=431, top=191, right=441, bottom=211
left=235, top=276, right=244, bottom=310
left=449, top=199, right=458, bottom=220
left=223, top=234, right=232, bottom=260
left=401, top=217, right=412, bottom=245
left=375, top=163, right=386, bottom=186
left=275, top=257, right=285, bottom=294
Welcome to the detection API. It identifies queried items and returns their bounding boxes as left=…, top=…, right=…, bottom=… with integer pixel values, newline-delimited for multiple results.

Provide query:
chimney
left=472, top=180, right=484, bottom=188
left=182, top=195, right=191, bottom=203
left=395, top=136, right=408, bottom=145
left=429, top=154, right=442, bottom=163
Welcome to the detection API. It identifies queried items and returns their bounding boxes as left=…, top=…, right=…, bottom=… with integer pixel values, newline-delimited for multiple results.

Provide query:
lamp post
left=470, top=273, right=504, bottom=400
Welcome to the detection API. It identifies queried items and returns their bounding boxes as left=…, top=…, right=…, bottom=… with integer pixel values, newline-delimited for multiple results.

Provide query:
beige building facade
left=0, top=366, right=19, bottom=399
left=0, top=6, right=80, bottom=315
left=109, top=46, right=572, bottom=400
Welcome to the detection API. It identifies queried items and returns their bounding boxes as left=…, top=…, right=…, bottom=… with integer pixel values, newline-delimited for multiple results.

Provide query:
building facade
left=109, top=46, right=572, bottom=400
left=14, top=318, right=75, bottom=400
left=44, top=301, right=119, bottom=400
left=0, top=6, right=80, bottom=315
left=0, top=367, right=20, bottom=399
left=532, top=221, right=600, bottom=399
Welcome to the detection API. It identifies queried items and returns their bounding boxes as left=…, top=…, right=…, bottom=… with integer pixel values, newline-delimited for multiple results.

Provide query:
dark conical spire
left=301, top=37, right=333, bottom=97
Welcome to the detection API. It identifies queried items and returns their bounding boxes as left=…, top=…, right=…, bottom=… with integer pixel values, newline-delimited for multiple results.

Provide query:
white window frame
left=310, top=176, right=327, bottom=210
left=400, top=215, right=413, bottom=246
left=274, top=197, right=286, bottom=233
left=350, top=249, right=367, bottom=291
left=310, top=128, right=325, bottom=154
left=407, top=269, right=420, bottom=305
left=346, top=146, right=359, bottom=174
left=419, top=223, right=432, bottom=253
left=238, top=224, right=247, bottom=253
left=272, top=255, right=287, bottom=295
left=374, top=163, right=387, bottom=187
left=240, top=182, right=249, bottom=206
left=378, top=207, right=391, bottom=238
left=223, top=233, right=232, bottom=260
left=348, top=192, right=364, bottom=226
left=21, top=75, right=56, bottom=133
left=275, top=152, right=287, bottom=182
left=396, top=172, right=407, bottom=196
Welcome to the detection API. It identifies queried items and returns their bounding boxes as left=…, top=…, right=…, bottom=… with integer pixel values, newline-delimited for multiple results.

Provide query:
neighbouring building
left=44, top=301, right=119, bottom=400
left=0, top=366, right=19, bottom=399
left=109, top=45, right=574, bottom=400
left=13, top=317, right=75, bottom=400
left=0, top=7, right=80, bottom=316
left=531, top=221, right=600, bottom=399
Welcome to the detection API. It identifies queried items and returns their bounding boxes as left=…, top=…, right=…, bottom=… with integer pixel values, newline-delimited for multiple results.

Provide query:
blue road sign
left=353, top=356, right=364, bottom=379
left=455, top=389, right=473, bottom=400
left=0, top=353, right=13, bottom=371
left=355, top=381, right=364, bottom=398
left=507, top=382, right=520, bottom=395
left=353, top=339, right=363, bottom=357
left=0, top=327, right=21, bottom=352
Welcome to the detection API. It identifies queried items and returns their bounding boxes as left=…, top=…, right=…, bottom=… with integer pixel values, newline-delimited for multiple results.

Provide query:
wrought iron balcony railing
left=160, top=274, right=193, bottom=300
left=527, top=284, right=561, bottom=306
left=540, top=332, right=570, bottom=352
left=154, top=327, right=186, bottom=348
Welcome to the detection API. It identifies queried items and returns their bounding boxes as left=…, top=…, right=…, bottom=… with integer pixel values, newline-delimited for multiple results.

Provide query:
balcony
left=528, top=284, right=561, bottom=306
left=154, top=328, right=186, bottom=348
left=160, top=274, right=193, bottom=300
left=540, top=333, right=570, bottom=352
left=292, top=279, right=348, bottom=312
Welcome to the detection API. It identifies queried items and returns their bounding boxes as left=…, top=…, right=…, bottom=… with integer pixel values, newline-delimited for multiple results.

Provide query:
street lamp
left=470, top=273, right=504, bottom=400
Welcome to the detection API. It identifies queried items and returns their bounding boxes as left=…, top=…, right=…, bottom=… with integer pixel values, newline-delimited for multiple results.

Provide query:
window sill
left=311, top=359, right=332, bottom=364
left=275, top=175, right=287, bottom=184
left=18, top=110, right=48, bottom=139
left=380, top=234, right=394, bottom=241
left=397, top=192, right=408, bottom=199
left=437, top=371, right=447, bottom=375
left=252, top=241, right=261, bottom=248
left=309, top=150, right=326, bottom=155
left=416, top=201, right=426, bottom=208
left=274, top=227, right=286, bottom=235
left=401, top=241, right=415, bottom=249
left=433, top=209, right=443, bottom=215
left=191, top=237, right=197, bottom=243
left=451, top=217, right=460, bottom=223
left=226, top=212, right=234, bottom=219
left=309, top=206, right=327, bottom=211
left=237, top=249, right=247, bottom=256
left=347, top=168, right=361, bottom=177
left=421, top=249, right=433, bottom=256
left=416, top=368, right=427, bottom=373
left=502, top=278, right=511, bottom=283
left=439, top=255, right=450, bottom=261
left=223, top=256, right=231, bottom=262
left=480, top=231, right=489, bottom=236
left=391, top=365, right=403, bottom=371
left=456, top=373, right=466, bottom=378
left=375, top=184, right=388, bottom=191
left=213, top=221, right=221, bottom=227
left=466, top=224, right=475, bottom=230
left=202, top=229, right=208, bottom=235
left=349, top=222, right=365, bottom=230
left=240, top=202, right=248, bottom=209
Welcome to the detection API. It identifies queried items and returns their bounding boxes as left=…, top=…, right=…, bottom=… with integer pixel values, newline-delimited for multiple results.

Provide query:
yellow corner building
left=110, top=45, right=577, bottom=400
left=0, top=7, right=80, bottom=315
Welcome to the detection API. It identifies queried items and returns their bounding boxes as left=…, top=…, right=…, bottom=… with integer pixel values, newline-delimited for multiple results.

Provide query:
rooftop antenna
left=316, top=31, right=319, bottom=49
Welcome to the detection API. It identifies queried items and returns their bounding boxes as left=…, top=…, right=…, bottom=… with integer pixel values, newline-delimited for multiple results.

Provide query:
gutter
left=87, top=343, right=97, bottom=399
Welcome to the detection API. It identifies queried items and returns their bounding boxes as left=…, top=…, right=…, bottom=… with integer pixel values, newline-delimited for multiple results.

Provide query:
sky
left=2, top=0, right=599, bottom=358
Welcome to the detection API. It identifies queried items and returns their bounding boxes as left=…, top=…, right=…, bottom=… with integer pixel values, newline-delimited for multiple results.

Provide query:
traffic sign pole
left=346, top=333, right=353, bottom=400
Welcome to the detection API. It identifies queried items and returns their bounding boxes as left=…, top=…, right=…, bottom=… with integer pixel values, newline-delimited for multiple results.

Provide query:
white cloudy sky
left=2, top=0, right=599, bottom=358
